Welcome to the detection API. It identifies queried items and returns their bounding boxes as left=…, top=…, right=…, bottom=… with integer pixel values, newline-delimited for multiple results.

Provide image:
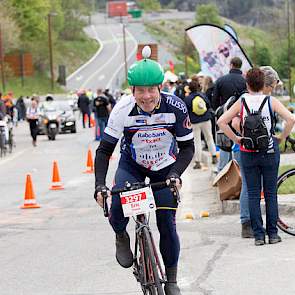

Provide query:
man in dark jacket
left=212, top=57, right=251, bottom=239
left=93, top=89, right=110, bottom=140
left=211, top=57, right=247, bottom=171
left=212, top=57, right=246, bottom=111
left=77, top=90, right=91, bottom=128
left=103, top=89, right=116, bottom=108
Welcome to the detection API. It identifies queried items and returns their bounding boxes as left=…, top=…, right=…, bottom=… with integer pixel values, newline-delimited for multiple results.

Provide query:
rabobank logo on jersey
left=166, top=96, right=187, bottom=114
left=138, top=131, right=166, bottom=138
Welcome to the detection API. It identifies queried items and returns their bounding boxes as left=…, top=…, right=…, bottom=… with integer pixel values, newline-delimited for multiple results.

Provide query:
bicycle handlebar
left=101, top=180, right=180, bottom=217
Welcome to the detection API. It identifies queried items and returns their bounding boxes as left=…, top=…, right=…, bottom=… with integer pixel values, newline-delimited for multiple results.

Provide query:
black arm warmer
left=95, top=139, right=117, bottom=187
left=167, top=138, right=195, bottom=178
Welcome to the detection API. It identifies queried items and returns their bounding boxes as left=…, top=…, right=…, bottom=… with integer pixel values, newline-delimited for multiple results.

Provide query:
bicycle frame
left=133, top=213, right=166, bottom=294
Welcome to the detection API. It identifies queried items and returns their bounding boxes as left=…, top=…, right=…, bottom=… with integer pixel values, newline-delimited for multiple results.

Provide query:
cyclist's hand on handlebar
left=166, top=174, right=182, bottom=191
left=94, top=185, right=111, bottom=208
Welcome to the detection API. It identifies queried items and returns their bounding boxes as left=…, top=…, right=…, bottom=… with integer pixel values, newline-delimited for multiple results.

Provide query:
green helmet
left=128, top=51, right=164, bottom=86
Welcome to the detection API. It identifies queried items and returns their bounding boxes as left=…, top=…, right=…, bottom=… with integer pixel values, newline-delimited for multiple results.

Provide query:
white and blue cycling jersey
left=103, top=92, right=193, bottom=171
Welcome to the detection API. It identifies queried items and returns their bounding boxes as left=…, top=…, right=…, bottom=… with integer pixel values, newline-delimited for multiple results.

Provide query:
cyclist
left=94, top=47, right=194, bottom=295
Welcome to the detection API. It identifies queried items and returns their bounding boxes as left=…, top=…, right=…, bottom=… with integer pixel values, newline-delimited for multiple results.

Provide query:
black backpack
left=215, top=95, right=241, bottom=152
left=241, top=96, right=271, bottom=151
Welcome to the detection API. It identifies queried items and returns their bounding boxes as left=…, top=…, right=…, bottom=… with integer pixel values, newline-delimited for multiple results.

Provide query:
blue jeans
left=217, top=150, right=232, bottom=172
left=95, top=117, right=108, bottom=140
left=241, top=142, right=280, bottom=239
left=233, top=151, right=250, bottom=224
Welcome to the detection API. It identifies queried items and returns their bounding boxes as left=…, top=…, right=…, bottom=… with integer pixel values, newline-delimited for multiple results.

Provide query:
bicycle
left=101, top=180, right=180, bottom=295
left=7, top=116, right=15, bottom=153
left=283, top=135, right=295, bottom=152
left=277, top=167, right=295, bottom=236
left=0, top=121, right=7, bottom=158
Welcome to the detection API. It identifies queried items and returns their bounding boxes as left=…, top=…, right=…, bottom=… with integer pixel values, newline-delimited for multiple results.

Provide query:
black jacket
left=93, top=95, right=109, bottom=118
left=77, top=94, right=90, bottom=113
left=212, top=68, right=246, bottom=110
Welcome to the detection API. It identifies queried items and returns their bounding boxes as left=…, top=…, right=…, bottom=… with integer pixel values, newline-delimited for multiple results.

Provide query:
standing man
left=212, top=57, right=246, bottom=171
left=104, top=88, right=116, bottom=108
left=77, top=89, right=91, bottom=128
left=212, top=57, right=249, bottom=237
left=93, top=89, right=110, bottom=141
left=94, top=48, right=194, bottom=295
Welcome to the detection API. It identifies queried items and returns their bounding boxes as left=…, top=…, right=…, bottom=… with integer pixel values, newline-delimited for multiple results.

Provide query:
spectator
left=218, top=68, right=295, bottom=246
left=26, top=97, right=40, bottom=147
left=104, top=89, right=116, bottom=108
left=16, top=96, right=26, bottom=121
left=202, top=76, right=216, bottom=142
left=212, top=57, right=247, bottom=172
left=0, top=92, right=7, bottom=120
left=93, top=89, right=111, bottom=141
left=77, top=89, right=91, bottom=128
left=184, top=79, right=217, bottom=169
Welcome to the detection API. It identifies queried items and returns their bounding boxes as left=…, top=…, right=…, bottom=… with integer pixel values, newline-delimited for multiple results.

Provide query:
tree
left=249, top=42, right=272, bottom=66
left=60, top=0, right=91, bottom=40
left=195, top=4, right=222, bottom=26
left=0, top=1, right=20, bottom=52
left=8, top=0, right=51, bottom=42
left=138, top=0, right=161, bottom=12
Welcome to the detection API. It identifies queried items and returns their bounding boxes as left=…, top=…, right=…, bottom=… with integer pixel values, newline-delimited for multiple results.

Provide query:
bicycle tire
left=8, top=130, right=13, bottom=153
left=277, top=168, right=295, bottom=236
left=0, top=131, right=5, bottom=158
left=142, top=227, right=165, bottom=295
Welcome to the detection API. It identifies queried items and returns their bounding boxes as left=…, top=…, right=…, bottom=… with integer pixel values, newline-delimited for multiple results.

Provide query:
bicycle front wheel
left=277, top=168, right=295, bottom=236
left=142, top=227, right=165, bottom=295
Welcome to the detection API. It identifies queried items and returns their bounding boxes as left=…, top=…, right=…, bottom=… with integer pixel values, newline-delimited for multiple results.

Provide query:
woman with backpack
left=217, top=68, right=295, bottom=246
left=184, top=79, right=217, bottom=169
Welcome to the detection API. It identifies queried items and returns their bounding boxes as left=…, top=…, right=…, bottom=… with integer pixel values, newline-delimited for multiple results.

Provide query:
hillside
left=161, top=0, right=289, bottom=31
left=144, top=15, right=282, bottom=76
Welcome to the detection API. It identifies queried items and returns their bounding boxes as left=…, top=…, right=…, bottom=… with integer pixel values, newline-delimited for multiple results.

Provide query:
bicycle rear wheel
left=277, top=168, right=295, bottom=236
left=142, top=227, right=165, bottom=295
left=8, top=130, right=13, bottom=153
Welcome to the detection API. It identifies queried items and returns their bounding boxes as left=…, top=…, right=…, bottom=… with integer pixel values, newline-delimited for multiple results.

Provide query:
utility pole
left=287, top=0, right=292, bottom=97
left=123, top=23, right=128, bottom=82
left=48, top=13, right=56, bottom=91
left=120, top=14, right=128, bottom=82
left=0, top=24, right=6, bottom=92
left=184, top=32, right=188, bottom=78
left=253, top=39, right=257, bottom=66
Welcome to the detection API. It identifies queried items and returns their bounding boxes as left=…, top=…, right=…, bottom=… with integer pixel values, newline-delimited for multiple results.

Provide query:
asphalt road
left=66, top=15, right=138, bottom=92
left=1, top=118, right=295, bottom=295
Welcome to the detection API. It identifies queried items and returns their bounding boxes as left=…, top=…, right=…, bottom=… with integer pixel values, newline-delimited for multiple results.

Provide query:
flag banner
left=186, top=24, right=252, bottom=81
left=224, top=24, right=238, bottom=41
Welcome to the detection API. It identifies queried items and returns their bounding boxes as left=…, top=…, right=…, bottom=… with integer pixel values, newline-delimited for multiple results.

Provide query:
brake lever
left=101, top=187, right=109, bottom=217
left=168, top=178, right=181, bottom=204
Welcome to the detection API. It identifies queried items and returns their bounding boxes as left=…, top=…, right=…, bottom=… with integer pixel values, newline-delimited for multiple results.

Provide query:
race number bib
left=120, top=186, right=156, bottom=217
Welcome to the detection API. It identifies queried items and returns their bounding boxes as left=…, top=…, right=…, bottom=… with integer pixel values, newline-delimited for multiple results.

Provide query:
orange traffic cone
left=21, top=174, right=41, bottom=209
left=84, top=113, right=89, bottom=126
left=90, top=114, right=95, bottom=127
left=50, top=161, right=64, bottom=190
left=84, top=149, right=94, bottom=173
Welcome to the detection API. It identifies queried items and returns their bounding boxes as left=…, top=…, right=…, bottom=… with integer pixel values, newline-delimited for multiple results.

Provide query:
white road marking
left=0, top=149, right=29, bottom=166
left=80, top=25, right=121, bottom=88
